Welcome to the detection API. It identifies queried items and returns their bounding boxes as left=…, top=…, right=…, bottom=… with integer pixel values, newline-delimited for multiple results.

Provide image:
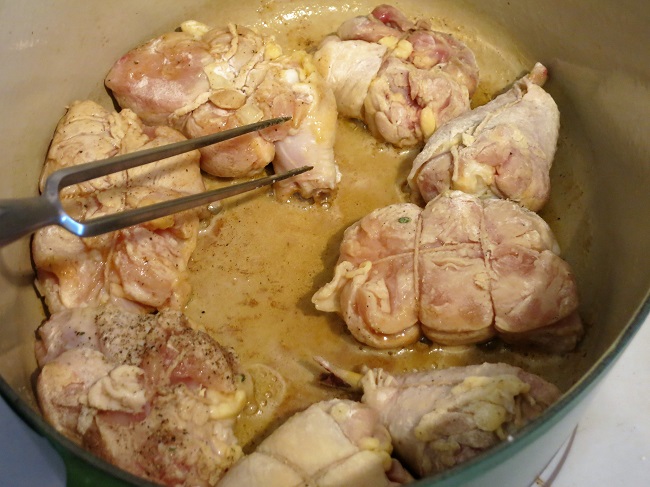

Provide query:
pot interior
left=1, top=0, right=649, bottom=484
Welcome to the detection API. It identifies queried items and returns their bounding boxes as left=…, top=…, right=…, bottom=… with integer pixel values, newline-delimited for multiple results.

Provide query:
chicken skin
left=32, top=101, right=203, bottom=314
left=218, top=399, right=413, bottom=487
left=35, top=306, right=245, bottom=487
left=106, top=21, right=340, bottom=202
left=40, top=100, right=204, bottom=198
left=314, top=4, right=479, bottom=147
left=316, top=358, right=561, bottom=477
left=312, top=191, right=582, bottom=352
left=408, top=63, right=559, bottom=211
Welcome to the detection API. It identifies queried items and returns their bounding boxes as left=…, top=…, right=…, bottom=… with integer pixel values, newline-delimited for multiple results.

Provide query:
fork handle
left=0, top=196, right=59, bottom=247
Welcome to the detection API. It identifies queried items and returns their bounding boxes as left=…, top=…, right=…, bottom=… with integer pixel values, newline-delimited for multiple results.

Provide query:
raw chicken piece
left=314, top=4, right=478, bottom=147
left=218, top=399, right=413, bottom=487
left=314, top=36, right=387, bottom=120
left=312, top=191, right=582, bottom=351
left=104, top=30, right=213, bottom=126
left=177, top=24, right=292, bottom=178
left=313, top=204, right=421, bottom=348
left=35, top=306, right=245, bottom=487
left=481, top=198, right=579, bottom=340
left=40, top=100, right=204, bottom=198
left=408, top=63, right=559, bottom=211
left=32, top=187, right=200, bottom=314
left=272, top=53, right=341, bottom=203
left=33, top=101, right=204, bottom=314
left=106, top=21, right=340, bottom=201
left=316, top=358, right=561, bottom=477
left=417, top=193, right=494, bottom=345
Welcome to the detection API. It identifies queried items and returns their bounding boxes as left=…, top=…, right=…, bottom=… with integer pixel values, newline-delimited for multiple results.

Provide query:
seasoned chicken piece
left=35, top=306, right=245, bottom=487
left=314, top=4, right=478, bottom=147
left=106, top=21, right=340, bottom=201
left=40, top=100, right=204, bottom=198
left=313, top=191, right=582, bottom=351
left=32, top=187, right=199, bottom=313
left=218, top=399, right=413, bottom=487
left=33, top=101, right=204, bottom=314
left=37, top=347, right=115, bottom=442
left=408, top=63, right=559, bottom=211
left=316, top=358, right=561, bottom=477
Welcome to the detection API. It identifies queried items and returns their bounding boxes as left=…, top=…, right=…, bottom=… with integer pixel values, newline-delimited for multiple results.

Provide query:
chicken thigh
left=312, top=191, right=582, bottom=352
left=218, top=399, right=413, bottom=487
left=272, top=52, right=341, bottom=202
left=314, top=4, right=478, bottom=147
left=35, top=306, right=245, bottom=487
left=33, top=101, right=204, bottom=314
left=408, top=63, right=559, bottom=211
left=106, top=21, right=340, bottom=202
left=40, top=100, right=204, bottom=197
left=33, top=188, right=200, bottom=313
left=316, top=358, right=561, bottom=478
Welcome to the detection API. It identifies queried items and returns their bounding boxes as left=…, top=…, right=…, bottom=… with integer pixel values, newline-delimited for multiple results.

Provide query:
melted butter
left=183, top=0, right=579, bottom=451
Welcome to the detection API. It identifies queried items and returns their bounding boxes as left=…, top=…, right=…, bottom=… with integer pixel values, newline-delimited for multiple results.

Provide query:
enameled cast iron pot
left=1, top=1, right=649, bottom=485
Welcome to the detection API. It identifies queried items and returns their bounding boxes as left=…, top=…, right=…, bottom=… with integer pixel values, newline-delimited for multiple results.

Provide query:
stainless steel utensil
left=0, top=117, right=311, bottom=247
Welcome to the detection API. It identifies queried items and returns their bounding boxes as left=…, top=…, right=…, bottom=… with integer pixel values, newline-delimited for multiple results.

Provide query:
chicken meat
left=33, top=188, right=200, bottom=314
left=106, top=21, right=340, bottom=202
left=35, top=305, right=246, bottom=487
left=39, top=100, right=205, bottom=198
left=217, top=399, right=413, bottom=487
left=32, top=100, right=204, bottom=314
left=313, top=4, right=479, bottom=147
left=312, top=191, right=583, bottom=352
left=408, top=63, right=559, bottom=211
left=316, top=358, right=561, bottom=477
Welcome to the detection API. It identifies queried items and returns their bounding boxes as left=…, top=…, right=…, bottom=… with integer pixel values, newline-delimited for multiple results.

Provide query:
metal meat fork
left=0, top=117, right=310, bottom=247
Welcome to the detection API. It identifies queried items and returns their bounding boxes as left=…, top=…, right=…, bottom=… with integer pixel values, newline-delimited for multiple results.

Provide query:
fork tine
left=63, top=165, right=313, bottom=238
left=43, top=117, right=291, bottom=194
left=0, top=117, right=298, bottom=247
